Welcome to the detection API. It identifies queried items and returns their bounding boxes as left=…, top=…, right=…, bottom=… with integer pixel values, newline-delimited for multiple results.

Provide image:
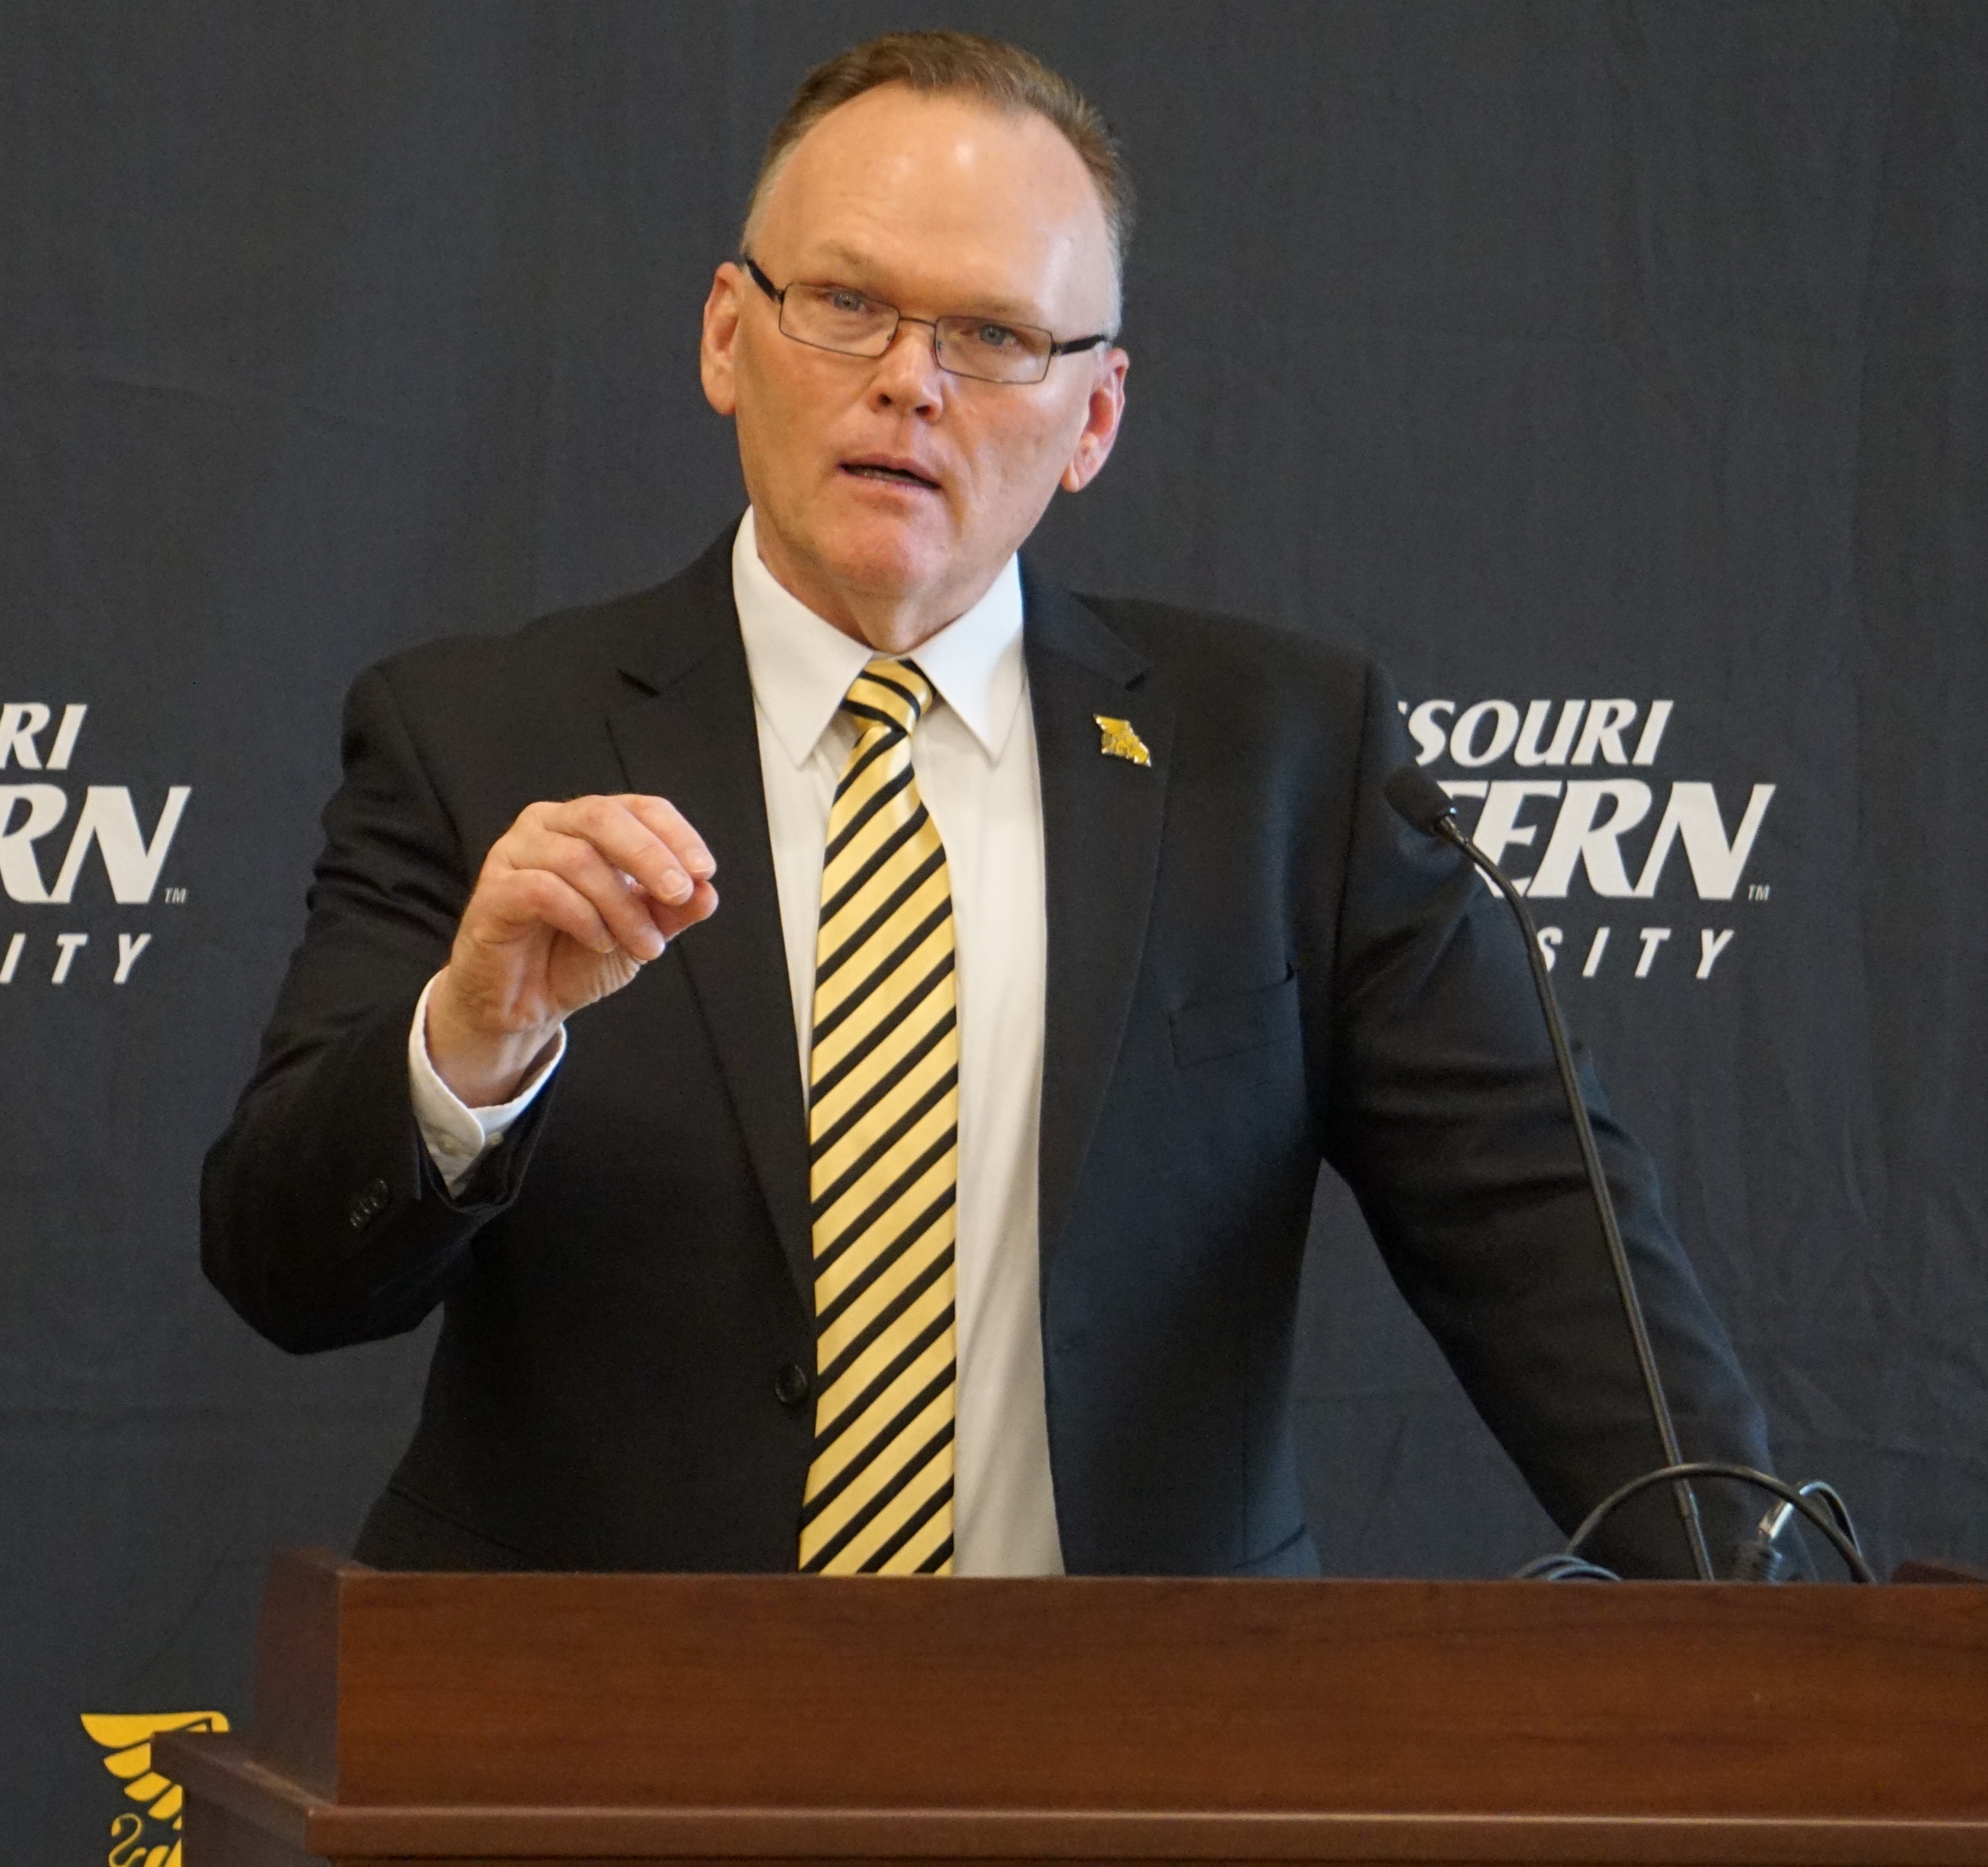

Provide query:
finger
left=469, top=866, right=619, bottom=956
left=644, top=876, right=720, bottom=943
left=503, top=795, right=714, bottom=903
left=622, top=795, right=716, bottom=880
left=500, top=837, right=671, bottom=960
left=502, top=808, right=690, bottom=914
left=535, top=796, right=699, bottom=907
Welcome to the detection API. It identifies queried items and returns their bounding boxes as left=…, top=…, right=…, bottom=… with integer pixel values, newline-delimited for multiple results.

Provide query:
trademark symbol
left=164, top=887, right=188, bottom=904
left=1748, top=884, right=1771, bottom=901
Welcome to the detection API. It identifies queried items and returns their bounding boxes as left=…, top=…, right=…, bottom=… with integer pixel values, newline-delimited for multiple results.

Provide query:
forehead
left=756, top=84, right=1115, bottom=318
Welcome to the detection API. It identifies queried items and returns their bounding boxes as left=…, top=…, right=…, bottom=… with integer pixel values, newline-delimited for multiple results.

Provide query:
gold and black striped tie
left=797, top=657, right=958, bottom=1575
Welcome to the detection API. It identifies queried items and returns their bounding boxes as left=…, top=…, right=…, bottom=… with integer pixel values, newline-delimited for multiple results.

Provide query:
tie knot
left=843, top=657, right=933, bottom=740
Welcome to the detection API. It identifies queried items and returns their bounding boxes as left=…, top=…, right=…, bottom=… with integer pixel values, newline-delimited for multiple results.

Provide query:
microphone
left=1383, top=764, right=1716, bottom=1580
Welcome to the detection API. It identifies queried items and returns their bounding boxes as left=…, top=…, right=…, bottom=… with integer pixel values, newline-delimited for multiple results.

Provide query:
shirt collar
left=731, top=508, right=1026, bottom=767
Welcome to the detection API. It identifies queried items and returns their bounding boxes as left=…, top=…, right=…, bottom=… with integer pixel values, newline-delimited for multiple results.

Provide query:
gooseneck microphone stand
left=1384, top=764, right=1715, bottom=1581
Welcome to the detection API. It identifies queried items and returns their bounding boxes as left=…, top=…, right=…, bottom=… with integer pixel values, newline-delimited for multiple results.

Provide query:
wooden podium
left=163, top=1549, right=1988, bottom=1866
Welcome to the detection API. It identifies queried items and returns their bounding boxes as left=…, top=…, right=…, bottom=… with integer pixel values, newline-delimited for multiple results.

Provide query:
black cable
left=1514, top=1552, right=1622, bottom=1582
left=1734, top=1477, right=1866, bottom=1581
left=1797, top=1479, right=1863, bottom=1553
left=1564, top=1461, right=1876, bottom=1582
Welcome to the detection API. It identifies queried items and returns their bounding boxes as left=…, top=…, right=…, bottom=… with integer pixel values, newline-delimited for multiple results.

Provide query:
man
left=203, top=31, right=1769, bottom=1577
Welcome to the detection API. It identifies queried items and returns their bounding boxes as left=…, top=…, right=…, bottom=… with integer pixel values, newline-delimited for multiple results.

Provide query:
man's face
left=701, top=83, right=1128, bottom=651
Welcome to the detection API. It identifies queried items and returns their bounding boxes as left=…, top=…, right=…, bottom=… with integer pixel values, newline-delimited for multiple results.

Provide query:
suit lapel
left=1024, top=574, right=1175, bottom=1268
left=596, top=547, right=1172, bottom=1304
left=604, top=540, right=815, bottom=1309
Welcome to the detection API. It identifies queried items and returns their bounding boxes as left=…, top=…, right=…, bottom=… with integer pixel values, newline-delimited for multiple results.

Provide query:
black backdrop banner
left=6, top=1, right=1985, bottom=1855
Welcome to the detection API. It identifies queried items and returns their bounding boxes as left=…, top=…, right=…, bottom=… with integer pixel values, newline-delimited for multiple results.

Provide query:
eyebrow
left=803, top=241, right=1046, bottom=324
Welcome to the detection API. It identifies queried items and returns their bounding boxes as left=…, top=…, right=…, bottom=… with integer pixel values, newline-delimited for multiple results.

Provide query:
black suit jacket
left=202, top=529, right=1769, bottom=1576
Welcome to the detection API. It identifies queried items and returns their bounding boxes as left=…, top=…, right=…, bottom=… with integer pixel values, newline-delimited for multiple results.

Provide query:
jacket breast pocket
left=1169, top=970, right=1300, bottom=1068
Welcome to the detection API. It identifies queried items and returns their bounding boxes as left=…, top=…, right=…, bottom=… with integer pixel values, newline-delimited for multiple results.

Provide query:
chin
left=815, top=515, right=951, bottom=602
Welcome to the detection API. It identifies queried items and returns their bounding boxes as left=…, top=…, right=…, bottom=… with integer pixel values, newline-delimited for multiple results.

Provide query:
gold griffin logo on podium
left=81, top=1712, right=230, bottom=1867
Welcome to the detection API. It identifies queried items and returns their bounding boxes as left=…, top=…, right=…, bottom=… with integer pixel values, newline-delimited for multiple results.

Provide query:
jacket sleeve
left=201, top=663, right=551, bottom=1353
left=1315, top=661, right=1773, bottom=1578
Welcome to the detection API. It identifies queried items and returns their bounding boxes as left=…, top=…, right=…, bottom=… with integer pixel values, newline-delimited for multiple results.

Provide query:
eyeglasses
left=742, top=256, right=1113, bottom=387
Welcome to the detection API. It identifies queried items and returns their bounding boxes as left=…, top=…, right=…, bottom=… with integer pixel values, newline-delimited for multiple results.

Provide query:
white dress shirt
left=408, top=508, right=1062, bottom=1575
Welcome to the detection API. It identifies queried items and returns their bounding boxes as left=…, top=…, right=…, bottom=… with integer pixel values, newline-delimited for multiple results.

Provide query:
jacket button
left=347, top=1178, right=391, bottom=1229
left=774, top=1363, right=812, bottom=1407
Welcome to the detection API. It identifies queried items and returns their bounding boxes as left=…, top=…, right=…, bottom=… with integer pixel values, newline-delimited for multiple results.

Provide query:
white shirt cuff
left=407, top=972, right=566, bottom=1192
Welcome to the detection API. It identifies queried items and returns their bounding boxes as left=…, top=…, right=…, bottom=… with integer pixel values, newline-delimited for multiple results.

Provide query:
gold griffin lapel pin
left=1094, top=714, right=1151, bottom=767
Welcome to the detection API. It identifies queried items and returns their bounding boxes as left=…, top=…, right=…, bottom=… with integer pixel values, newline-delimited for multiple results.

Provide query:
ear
left=1060, top=346, right=1129, bottom=492
left=701, top=262, right=745, bottom=416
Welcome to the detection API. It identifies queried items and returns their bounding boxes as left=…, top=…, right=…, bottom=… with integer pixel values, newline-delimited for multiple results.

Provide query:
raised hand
left=425, top=795, right=718, bottom=1105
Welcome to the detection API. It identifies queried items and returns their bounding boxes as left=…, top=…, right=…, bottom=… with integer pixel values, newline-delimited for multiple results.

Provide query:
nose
left=869, top=316, right=946, bottom=416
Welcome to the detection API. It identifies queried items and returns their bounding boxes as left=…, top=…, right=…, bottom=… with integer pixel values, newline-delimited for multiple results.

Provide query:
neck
left=748, top=511, right=997, bottom=654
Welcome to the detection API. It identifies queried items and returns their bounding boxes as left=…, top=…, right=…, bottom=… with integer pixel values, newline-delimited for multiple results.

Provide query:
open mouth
left=841, top=461, right=941, bottom=490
